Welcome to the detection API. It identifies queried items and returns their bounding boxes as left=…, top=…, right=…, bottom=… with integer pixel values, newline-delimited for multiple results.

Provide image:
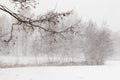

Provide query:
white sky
left=0, top=0, right=120, bottom=32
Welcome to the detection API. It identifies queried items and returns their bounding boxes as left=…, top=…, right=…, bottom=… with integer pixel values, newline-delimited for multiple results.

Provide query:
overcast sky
left=0, top=0, right=120, bottom=32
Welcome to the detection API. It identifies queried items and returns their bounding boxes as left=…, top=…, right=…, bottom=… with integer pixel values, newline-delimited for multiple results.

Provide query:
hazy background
left=0, top=0, right=120, bottom=61
left=0, top=0, right=120, bottom=32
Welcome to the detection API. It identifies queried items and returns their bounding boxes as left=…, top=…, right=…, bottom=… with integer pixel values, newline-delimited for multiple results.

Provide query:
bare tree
left=82, top=21, right=113, bottom=65
left=0, top=0, right=82, bottom=65
left=0, top=0, right=113, bottom=66
left=0, top=0, right=75, bottom=43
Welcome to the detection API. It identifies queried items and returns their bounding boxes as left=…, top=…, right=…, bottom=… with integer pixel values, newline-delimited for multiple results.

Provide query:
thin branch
left=4, top=23, right=19, bottom=42
left=0, top=4, right=80, bottom=42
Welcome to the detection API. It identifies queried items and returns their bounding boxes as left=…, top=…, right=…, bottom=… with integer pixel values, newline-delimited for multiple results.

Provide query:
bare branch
left=4, top=23, right=19, bottom=42
left=0, top=4, right=80, bottom=42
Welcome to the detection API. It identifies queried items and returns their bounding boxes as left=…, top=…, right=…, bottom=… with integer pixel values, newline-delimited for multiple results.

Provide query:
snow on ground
left=0, top=61, right=120, bottom=80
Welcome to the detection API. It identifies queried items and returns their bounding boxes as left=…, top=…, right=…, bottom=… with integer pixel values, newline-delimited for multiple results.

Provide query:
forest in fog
left=0, top=0, right=119, bottom=67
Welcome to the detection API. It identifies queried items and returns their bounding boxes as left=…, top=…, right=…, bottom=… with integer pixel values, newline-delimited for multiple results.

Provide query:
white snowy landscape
left=0, top=0, right=120, bottom=80
left=0, top=61, right=120, bottom=80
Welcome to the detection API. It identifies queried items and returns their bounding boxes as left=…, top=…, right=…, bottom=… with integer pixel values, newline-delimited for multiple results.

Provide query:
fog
left=0, top=0, right=120, bottom=31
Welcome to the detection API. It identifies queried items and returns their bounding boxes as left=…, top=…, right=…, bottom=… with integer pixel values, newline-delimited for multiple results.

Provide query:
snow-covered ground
left=0, top=61, right=120, bottom=80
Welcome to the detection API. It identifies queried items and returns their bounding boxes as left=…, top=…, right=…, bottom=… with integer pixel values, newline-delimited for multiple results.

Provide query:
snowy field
left=0, top=61, right=120, bottom=80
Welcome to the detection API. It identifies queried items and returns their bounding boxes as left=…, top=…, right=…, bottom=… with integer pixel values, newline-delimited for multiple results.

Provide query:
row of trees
left=0, top=0, right=113, bottom=65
